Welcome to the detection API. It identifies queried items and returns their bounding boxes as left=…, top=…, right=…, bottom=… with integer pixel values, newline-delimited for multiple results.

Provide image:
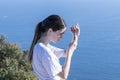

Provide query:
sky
left=0, top=0, right=120, bottom=34
left=0, top=0, right=120, bottom=43
left=0, top=0, right=120, bottom=24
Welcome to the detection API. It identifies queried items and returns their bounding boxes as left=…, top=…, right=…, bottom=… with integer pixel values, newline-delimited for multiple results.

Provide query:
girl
left=28, top=15, right=80, bottom=80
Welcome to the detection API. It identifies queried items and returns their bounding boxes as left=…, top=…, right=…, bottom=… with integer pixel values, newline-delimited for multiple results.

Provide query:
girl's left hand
left=70, top=24, right=80, bottom=37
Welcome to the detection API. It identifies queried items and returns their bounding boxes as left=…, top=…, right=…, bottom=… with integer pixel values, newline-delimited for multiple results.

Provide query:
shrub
left=0, top=35, right=37, bottom=80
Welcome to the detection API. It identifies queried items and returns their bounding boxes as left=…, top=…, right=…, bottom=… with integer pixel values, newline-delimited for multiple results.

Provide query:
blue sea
left=0, top=0, right=120, bottom=80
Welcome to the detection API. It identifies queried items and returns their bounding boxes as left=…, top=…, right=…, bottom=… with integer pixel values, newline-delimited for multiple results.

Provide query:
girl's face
left=50, top=27, right=66, bottom=43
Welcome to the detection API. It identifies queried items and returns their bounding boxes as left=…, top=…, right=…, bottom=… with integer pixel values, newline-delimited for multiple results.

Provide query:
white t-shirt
left=32, top=43, right=64, bottom=80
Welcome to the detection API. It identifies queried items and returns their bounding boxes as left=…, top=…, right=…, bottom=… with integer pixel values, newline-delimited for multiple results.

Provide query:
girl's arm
left=57, top=24, right=80, bottom=79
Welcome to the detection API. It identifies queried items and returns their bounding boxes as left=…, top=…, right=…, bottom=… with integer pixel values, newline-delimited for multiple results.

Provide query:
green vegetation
left=0, top=35, right=37, bottom=80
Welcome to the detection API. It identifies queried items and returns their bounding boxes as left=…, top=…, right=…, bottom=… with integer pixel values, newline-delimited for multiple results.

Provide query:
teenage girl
left=28, top=14, right=80, bottom=80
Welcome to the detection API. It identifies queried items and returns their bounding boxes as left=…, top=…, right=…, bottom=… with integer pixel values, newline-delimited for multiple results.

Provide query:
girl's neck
left=37, top=36, right=50, bottom=46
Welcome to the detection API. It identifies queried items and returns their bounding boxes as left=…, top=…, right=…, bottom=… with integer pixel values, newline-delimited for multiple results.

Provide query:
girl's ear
left=47, top=28, right=53, bottom=33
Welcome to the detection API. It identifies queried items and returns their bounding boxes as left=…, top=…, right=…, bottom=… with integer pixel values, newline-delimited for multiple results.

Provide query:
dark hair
left=28, top=14, right=66, bottom=63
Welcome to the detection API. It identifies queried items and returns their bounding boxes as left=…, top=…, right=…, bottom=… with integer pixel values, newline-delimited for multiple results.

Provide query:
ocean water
left=0, top=0, right=120, bottom=80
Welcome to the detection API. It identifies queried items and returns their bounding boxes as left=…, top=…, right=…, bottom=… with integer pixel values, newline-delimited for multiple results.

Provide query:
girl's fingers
left=70, top=26, right=75, bottom=32
left=76, top=24, right=80, bottom=36
left=70, top=24, right=80, bottom=36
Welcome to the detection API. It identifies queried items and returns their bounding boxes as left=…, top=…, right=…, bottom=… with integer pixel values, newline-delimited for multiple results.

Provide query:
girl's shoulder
left=34, top=43, right=47, bottom=51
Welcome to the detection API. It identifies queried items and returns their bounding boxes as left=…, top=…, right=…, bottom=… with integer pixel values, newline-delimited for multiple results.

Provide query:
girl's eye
left=60, top=33, right=64, bottom=35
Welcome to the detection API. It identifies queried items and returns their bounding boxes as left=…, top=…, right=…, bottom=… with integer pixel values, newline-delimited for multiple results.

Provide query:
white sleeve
left=41, top=48, right=62, bottom=79
left=51, top=45, right=65, bottom=58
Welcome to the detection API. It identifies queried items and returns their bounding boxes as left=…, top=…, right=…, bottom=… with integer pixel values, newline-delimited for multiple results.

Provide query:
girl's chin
left=52, top=40, right=59, bottom=43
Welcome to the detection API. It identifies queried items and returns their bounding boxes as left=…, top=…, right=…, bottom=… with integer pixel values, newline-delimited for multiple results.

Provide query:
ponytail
left=28, top=22, right=42, bottom=63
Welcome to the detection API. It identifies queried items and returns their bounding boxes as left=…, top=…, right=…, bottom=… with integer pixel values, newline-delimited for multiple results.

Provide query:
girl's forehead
left=55, top=27, right=66, bottom=33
